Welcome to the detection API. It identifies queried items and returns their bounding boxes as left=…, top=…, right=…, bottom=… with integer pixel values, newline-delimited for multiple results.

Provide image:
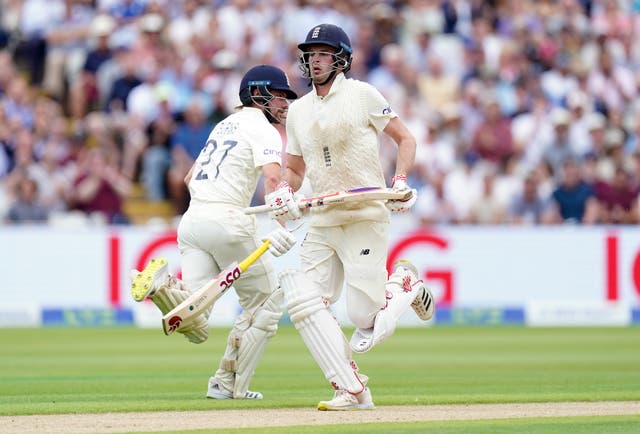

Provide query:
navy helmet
left=239, top=65, right=298, bottom=107
left=298, top=24, right=353, bottom=76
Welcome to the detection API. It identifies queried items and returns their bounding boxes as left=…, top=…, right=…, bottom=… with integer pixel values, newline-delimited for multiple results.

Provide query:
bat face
left=162, top=262, right=241, bottom=336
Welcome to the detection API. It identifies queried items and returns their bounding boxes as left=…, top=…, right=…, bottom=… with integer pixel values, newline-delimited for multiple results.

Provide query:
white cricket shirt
left=286, top=73, right=397, bottom=226
left=188, top=107, right=282, bottom=209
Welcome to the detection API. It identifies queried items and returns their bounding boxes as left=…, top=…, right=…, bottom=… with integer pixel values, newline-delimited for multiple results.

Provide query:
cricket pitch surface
left=2, top=401, right=639, bottom=433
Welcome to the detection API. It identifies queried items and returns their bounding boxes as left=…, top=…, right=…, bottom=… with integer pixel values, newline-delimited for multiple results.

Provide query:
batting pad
left=279, top=269, right=366, bottom=394
left=150, top=280, right=209, bottom=344
left=233, top=289, right=284, bottom=398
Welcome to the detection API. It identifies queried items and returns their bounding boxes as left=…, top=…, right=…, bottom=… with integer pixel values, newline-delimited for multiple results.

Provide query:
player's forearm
left=283, top=154, right=306, bottom=192
left=261, top=163, right=282, bottom=195
left=284, top=167, right=304, bottom=192
left=394, top=136, right=416, bottom=177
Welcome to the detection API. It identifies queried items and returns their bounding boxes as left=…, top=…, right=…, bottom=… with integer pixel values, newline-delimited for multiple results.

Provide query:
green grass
left=1, top=326, right=639, bottom=430
left=160, top=415, right=640, bottom=434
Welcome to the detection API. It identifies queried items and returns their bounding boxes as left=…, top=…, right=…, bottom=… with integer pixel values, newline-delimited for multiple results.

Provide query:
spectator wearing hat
left=597, top=127, right=632, bottom=182
left=542, top=107, right=577, bottom=178
left=566, top=90, right=594, bottom=157
left=68, top=14, right=117, bottom=120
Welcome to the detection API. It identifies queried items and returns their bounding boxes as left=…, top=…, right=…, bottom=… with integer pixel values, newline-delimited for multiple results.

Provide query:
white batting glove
left=264, top=181, right=303, bottom=221
left=385, top=175, right=417, bottom=213
left=262, top=227, right=296, bottom=257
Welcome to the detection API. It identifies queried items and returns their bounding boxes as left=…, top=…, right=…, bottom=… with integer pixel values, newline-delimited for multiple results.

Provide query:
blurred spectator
left=594, top=166, right=639, bottom=224
left=69, top=146, right=132, bottom=224
left=471, top=97, right=514, bottom=165
left=512, top=94, right=554, bottom=170
left=12, top=0, right=61, bottom=85
left=27, top=140, right=73, bottom=212
left=597, top=128, right=633, bottom=181
left=68, top=13, right=116, bottom=119
left=415, top=169, right=458, bottom=225
left=468, top=167, right=507, bottom=224
left=6, top=175, right=49, bottom=223
left=141, top=116, right=174, bottom=201
left=542, top=107, right=577, bottom=178
left=443, top=152, right=483, bottom=222
left=417, top=55, right=460, bottom=110
left=586, top=50, right=636, bottom=114
left=102, top=47, right=143, bottom=112
left=41, top=0, right=94, bottom=101
left=167, top=98, right=212, bottom=215
left=566, top=90, right=594, bottom=157
left=548, top=158, right=599, bottom=224
left=509, top=172, right=552, bottom=225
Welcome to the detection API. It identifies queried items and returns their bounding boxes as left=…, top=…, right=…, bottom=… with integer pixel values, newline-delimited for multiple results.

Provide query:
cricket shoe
left=394, top=260, right=435, bottom=321
left=317, top=387, right=375, bottom=411
left=206, top=378, right=263, bottom=400
left=130, top=258, right=168, bottom=302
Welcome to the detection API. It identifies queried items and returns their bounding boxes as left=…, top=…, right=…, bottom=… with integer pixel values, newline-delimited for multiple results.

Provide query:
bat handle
left=239, top=241, right=270, bottom=272
left=244, top=204, right=271, bottom=215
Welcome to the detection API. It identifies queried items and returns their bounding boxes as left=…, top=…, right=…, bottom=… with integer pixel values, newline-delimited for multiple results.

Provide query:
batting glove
left=385, top=175, right=417, bottom=213
left=262, top=226, right=296, bottom=257
left=264, top=181, right=303, bottom=221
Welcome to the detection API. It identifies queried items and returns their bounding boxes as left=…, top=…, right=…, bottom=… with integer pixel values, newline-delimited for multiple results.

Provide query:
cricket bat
left=244, top=187, right=413, bottom=215
left=162, top=240, right=271, bottom=336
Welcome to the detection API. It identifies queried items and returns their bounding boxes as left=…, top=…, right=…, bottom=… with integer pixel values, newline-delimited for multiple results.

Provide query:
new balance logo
left=360, top=249, right=370, bottom=255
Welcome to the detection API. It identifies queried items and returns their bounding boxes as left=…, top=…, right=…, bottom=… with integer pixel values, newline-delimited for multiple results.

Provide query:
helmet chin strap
left=316, top=69, right=338, bottom=87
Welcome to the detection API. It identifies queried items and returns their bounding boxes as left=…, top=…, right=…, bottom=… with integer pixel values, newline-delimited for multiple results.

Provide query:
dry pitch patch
left=2, top=401, right=639, bottom=433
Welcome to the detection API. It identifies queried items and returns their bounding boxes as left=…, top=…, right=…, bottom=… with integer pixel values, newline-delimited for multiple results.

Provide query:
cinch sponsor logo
left=263, top=149, right=281, bottom=156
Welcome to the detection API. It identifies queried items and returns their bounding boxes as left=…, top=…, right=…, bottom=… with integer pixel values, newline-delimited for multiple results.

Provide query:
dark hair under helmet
left=238, top=65, right=298, bottom=106
left=298, top=23, right=353, bottom=74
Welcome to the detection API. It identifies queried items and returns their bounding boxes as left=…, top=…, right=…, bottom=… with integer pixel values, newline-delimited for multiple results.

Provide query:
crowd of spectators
left=0, top=0, right=639, bottom=226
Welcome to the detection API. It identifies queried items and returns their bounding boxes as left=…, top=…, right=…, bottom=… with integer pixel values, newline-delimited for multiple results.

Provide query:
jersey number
left=194, top=139, right=238, bottom=180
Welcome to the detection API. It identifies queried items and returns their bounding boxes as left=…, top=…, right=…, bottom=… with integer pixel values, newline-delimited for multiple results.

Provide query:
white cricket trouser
left=177, top=204, right=278, bottom=312
left=300, top=220, right=389, bottom=329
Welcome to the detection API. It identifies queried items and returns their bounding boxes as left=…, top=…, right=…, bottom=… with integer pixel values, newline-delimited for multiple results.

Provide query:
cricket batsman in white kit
left=266, top=24, right=435, bottom=411
left=131, top=65, right=298, bottom=400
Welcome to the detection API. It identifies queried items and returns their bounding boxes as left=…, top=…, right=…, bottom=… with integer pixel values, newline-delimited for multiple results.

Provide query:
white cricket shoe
left=206, top=378, right=263, bottom=400
left=130, top=258, right=168, bottom=302
left=317, top=387, right=375, bottom=411
left=394, top=260, right=435, bottom=321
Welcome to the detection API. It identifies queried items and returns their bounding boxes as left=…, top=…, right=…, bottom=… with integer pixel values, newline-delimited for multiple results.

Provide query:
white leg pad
left=149, top=278, right=210, bottom=344
left=232, top=289, right=284, bottom=398
left=280, top=269, right=366, bottom=394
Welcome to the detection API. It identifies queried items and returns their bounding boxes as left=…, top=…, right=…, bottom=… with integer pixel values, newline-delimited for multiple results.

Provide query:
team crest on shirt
left=216, top=121, right=238, bottom=135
